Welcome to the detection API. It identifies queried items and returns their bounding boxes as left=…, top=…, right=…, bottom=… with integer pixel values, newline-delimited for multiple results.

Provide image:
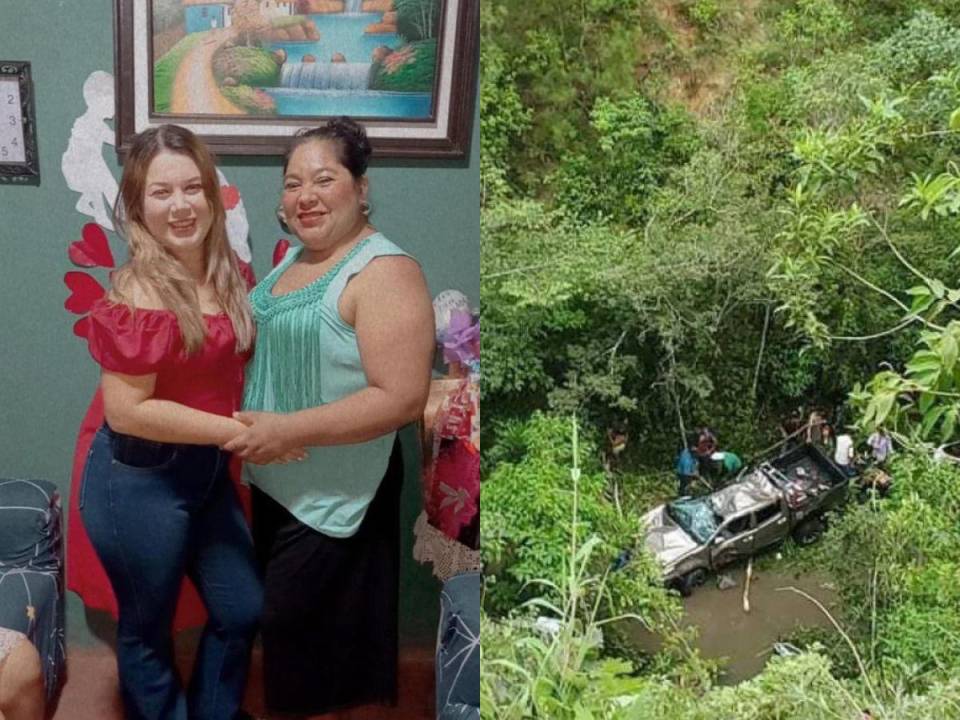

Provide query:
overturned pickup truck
left=642, top=444, right=850, bottom=595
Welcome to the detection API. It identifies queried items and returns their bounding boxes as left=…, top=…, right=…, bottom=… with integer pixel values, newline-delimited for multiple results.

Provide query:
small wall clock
left=0, top=61, right=40, bottom=185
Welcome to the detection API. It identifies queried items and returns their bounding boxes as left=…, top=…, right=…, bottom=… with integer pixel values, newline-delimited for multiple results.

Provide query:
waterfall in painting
left=281, top=62, right=372, bottom=90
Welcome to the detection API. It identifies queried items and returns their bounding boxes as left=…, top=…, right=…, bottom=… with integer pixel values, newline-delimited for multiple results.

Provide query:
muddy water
left=627, top=565, right=840, bottom=684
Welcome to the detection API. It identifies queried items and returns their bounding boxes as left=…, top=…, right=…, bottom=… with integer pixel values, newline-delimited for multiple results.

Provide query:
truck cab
left=710, top=499, right=789, bottom=568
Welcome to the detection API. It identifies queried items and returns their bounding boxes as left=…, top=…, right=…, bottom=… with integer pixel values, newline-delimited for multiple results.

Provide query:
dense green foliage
left=482, top=0, right=960, bottom=716
left=815, top=454, right=960, bottom=684
left=370, top=40, right=436, bottom=92
left=482, top=414, right=674, bottom=621
left=484, top=3, right=960, bottom=460
left=395, top=0, right=440, bottom=42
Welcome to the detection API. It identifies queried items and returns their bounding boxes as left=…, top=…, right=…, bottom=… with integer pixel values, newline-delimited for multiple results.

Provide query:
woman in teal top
left=224, top=118, right=435, bottom=715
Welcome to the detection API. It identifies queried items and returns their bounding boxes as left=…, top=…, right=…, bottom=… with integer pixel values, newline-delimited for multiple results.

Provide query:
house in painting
left=259, top=0, right=296, bottom=18
left=183, top=0, right=233, bottom=33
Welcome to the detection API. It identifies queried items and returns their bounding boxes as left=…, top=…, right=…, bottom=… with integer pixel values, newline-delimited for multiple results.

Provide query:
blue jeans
left=80, top=424, right=262, bottom=720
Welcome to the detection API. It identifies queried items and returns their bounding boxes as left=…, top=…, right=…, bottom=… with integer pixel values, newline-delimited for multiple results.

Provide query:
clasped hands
left=223, top=411, right=307, bottom=466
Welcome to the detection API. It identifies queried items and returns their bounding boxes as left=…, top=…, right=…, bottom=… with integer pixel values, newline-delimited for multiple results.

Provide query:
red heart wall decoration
left=68, top=224, right=115, bottom=268
left=221, top=185, right=241, bottom=211
left=64, top=271, right=106, bottom=315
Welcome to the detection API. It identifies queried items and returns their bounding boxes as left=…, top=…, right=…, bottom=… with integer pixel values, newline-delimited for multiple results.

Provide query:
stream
left=626, top=564, right=840, bottom=684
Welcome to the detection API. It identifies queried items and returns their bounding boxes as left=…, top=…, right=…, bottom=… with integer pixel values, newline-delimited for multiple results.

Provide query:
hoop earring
left=360, top=200, right=371, bottom=217
left=276, top=204, right=290, bottom=233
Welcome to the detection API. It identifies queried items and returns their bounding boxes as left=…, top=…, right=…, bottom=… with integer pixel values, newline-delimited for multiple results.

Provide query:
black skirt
left=252, top=438, right=403, bottom=715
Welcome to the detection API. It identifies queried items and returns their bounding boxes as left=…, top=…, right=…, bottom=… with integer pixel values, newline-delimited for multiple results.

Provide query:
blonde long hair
left=110, top=125, right=254, bottom=354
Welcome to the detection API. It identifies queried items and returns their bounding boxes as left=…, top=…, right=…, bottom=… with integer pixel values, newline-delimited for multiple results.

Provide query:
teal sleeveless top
left=242, top=232, right=415, bottom=537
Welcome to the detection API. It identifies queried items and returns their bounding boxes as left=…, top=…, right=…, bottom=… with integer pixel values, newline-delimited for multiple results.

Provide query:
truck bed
left=771, top=444, right=846, bottom=484
left=762, top=444, right=848, bottom=509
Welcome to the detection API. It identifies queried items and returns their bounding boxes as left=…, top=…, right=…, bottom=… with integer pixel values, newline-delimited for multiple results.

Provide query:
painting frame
left=114, top=0, right=477, bottom=158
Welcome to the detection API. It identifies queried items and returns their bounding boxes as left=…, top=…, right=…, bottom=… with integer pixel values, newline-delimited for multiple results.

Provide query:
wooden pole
left=743, top=558, right=753, bottom=613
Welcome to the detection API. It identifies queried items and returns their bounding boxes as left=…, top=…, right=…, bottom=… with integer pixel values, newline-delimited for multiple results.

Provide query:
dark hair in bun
left=284, top=116, right=372, bottom=178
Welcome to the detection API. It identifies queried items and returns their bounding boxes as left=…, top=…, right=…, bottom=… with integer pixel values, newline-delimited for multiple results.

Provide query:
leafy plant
left=817, top=452, right=960, bottom=687
left=481, top=539, right=654, bottom=720
left=776, top=0, right=854, bottom=60
left=481, top=413, right=672, bottom=622
left=684, top=0, right=723, bottom=31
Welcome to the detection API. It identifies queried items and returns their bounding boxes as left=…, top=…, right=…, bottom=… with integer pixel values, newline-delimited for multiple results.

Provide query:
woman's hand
left=224, top=411, right=302, bottom=465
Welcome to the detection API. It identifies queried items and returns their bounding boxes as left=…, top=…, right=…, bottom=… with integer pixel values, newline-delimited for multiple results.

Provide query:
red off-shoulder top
left=67, top=300, right=251, bottom=630
left=85, top=300, right=249, bottom=415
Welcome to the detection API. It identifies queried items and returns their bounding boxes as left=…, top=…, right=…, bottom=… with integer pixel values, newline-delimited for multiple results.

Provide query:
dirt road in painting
left=170, top=28, right=243, bottom=115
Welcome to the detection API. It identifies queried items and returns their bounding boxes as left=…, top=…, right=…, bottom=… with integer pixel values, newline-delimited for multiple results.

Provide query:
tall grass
left=482, top=417, right=692, bottom=719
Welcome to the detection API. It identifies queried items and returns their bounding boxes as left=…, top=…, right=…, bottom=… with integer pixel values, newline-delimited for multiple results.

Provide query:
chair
left=0, top=478, right=66, bottom=704
left=435, top=571, right=479, bottom=720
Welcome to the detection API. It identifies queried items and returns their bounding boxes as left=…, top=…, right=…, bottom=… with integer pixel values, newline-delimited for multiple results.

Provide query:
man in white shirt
left=834, top=433, right=856, bottom=476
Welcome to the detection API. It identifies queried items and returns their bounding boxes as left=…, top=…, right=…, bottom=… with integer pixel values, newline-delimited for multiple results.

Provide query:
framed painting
left=114, top=0, right=477, bottom=157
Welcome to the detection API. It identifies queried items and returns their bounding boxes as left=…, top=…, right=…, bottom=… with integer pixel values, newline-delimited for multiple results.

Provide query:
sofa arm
left=0, top=478, right=65, bottom=703
left=436, top=571, right=479, bottom=718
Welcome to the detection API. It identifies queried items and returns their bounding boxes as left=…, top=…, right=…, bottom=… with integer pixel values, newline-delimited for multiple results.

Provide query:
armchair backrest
left=0, top=478, right=62, bottom=570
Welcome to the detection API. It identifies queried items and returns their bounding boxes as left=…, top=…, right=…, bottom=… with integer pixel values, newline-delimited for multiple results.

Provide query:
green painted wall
left=0, top=1, right=478, bottom=647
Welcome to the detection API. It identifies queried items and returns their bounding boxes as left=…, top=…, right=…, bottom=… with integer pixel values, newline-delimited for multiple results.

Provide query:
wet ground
left=627, top=564, right=840, bottom=684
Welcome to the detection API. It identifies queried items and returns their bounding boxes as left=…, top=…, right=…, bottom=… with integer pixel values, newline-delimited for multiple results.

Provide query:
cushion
left=0, top=478, right=61, bottom=569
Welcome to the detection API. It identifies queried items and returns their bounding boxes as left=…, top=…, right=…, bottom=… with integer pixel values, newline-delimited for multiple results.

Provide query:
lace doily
left=412, top=512, right=481, bottom=582
left=0, top=627, right=25, bottom=664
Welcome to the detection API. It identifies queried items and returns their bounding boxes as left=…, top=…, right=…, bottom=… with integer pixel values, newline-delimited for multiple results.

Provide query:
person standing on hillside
left=675, top=434, right=700, bottom=496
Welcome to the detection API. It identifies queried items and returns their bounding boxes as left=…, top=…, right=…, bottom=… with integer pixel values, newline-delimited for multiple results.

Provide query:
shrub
left=213, top=46, right=280, bottom=87
left=816, top=452, right=960, bottom=686
left=684, top=0, right=723, bottom=31
left=869, top=10, right=960, bottom=85
left=370, top=40, right=436, bottom=92
left=481, top=413, right=671, bottom=622
left=776, top=0, right=854, bottom=60
left=553, top=94, right=699, bottom=225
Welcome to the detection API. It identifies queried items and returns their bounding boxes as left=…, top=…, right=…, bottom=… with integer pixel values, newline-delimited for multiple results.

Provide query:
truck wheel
left=793, top=517, right=825, bottom=546
left=679, top=568, right=708, bottom=596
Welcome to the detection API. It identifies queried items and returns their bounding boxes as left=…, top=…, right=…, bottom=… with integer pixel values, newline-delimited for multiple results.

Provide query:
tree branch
left=869, top=213, right=934, bottom=288
left=827, top=316, right=918, bottom=342
left=752, top=304, right=772, bottom=397
left=831, top=260, right=945, bottom=331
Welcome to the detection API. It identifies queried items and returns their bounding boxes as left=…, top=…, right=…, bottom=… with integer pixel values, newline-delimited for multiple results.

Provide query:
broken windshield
left=667, top=498, right=721, bottom=544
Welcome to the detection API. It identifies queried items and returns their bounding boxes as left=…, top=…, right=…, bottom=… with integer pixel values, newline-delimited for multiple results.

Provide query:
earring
left=276, top=204, right=290, bottom=233
left=360, top=200, right=371, bottom=217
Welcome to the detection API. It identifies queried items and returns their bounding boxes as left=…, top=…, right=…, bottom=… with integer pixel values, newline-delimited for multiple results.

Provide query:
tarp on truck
left=708, top=471, right=779, bottom=516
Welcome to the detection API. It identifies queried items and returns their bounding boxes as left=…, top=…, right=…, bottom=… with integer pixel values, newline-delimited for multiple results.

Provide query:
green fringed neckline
left=244, top=236, right=373, bottom=412
left=250, top=235, right=375, bottom=320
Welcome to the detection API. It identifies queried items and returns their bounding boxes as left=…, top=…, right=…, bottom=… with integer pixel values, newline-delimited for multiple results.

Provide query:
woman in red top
left=74, top=125, right=269, bottom=720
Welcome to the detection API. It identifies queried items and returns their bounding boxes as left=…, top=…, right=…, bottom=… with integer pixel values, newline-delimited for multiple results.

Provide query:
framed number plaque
left=0, top=61, right=40, bottom=185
